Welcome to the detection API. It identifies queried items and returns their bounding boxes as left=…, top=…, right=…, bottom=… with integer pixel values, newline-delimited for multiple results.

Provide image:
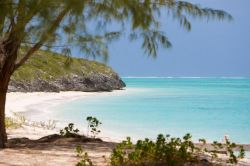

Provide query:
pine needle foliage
left=0, top=0, right=232, bottom=63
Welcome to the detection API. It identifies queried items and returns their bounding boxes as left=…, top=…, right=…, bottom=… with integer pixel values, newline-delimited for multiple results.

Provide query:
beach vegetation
left=222, top=140, right=244, bottom=164
left=5, top=117, right=22, bottom=129
left=12, top=112, right=27, bottom=125
left=110, top=134, right=198, bottom=166
left=109, top=134, right=245, bottom=166
left=60, top=123, right=80, bottom=137
left=76, top=145, right=93, bottom=166
left=71, top=119, right=244, bottom=165
left=28, top=120, right=57, bottom=130
left=86, top=116, right=102, bottom=138
left=5, top=112, right=26, bottom=129
left=6, top=112, right=57, bottom=130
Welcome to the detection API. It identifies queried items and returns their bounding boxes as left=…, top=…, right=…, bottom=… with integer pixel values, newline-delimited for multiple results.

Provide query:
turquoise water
left=49, top=78, right=250, bottom=143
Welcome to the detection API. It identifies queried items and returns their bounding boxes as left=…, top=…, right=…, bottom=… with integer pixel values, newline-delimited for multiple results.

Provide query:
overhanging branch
left=14, top=7, right=70, bottom=70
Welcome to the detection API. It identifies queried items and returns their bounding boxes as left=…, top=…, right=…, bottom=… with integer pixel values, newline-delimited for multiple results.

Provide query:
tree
left=0, top=0, right=231, bottom=148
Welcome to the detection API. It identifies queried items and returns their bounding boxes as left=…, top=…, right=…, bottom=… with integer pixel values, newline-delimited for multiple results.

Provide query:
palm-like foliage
left=0, top=0, right=232, bottom=66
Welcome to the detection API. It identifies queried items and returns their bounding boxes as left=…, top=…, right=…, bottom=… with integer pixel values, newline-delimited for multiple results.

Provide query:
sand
left=2, top=125, right=115, bottom=166
left=6, top=91, right=115, bottom=116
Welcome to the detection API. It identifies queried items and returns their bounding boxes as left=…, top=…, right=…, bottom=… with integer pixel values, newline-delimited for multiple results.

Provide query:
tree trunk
left=0, top=37, right=19, bottom=148
left=0, top=79, right=8, bottom=148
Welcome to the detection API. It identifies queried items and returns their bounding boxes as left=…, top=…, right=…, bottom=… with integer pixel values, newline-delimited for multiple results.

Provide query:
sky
left=86, top=0, right=250, bottom=77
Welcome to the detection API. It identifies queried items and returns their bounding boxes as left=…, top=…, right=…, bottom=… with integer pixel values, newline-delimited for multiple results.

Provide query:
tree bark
left=0, top=37, right=19, bottom=148
left=0, top=78, right=8, bottom=148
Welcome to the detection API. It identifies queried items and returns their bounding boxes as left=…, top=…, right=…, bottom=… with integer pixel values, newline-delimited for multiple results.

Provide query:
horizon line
left=121, top=76, right=250, bottom=79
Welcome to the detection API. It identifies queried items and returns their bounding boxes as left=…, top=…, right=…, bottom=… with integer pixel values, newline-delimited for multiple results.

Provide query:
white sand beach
left=6, top=89, right=147, bottom=116
left=6, top=91, right=110, bottom=116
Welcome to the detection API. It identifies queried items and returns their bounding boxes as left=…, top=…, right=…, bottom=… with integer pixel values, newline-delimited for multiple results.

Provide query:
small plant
left=28, top=120, right=57, bottom=130
left=199, top=139, right=245, bottom=164
left=224, top=139, right=245, bottom=164
left=13, top=112, right=26, bottom=125
left=75, top=145, right=94, bottom=166
left=44, top=120, right=57, bottom=130
left=86, top=116, right=102, bottom=138
left=5, top=117, right=22, bottom=129
left=60, top=123, right=79, bottom=137
left=5, top=112, right=27, bottom=129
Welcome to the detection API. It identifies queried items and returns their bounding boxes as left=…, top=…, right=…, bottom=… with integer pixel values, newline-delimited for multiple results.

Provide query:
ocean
left=44, top=77, right=250, bottom=144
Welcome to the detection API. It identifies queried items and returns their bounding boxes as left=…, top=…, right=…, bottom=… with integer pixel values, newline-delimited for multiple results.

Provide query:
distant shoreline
left=122, top=76, right=250, bottom=79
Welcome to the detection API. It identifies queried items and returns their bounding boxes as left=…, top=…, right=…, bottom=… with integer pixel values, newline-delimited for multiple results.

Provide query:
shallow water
left=32, top=78, right=250, bottom=144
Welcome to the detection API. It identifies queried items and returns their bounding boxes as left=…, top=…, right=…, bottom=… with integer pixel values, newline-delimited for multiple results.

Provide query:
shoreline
left=6, top=90, right=138, bottom=142
left=6, top=91, right=111, bottom=115
left=6, top=88, right=147, bottom=115
left=6, top=90, right=250, bottom=145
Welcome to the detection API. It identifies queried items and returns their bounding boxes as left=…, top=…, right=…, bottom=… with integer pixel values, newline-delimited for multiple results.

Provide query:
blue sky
left=87, top=0, right=250, bottom=77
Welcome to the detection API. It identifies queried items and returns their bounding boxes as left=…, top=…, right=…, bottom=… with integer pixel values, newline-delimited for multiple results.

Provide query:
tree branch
left=14, top=7, right=70, bottom=70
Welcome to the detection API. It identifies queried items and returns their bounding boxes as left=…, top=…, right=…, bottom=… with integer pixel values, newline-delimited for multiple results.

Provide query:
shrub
left=109, top=134, right=245, bottom=166
left=60, top=123, right=79, bottom=137
left=5, top=112, right=27, bottom=129
left=110, top=133, right=198, bottom=166
left=12, top=112, right=26, bottom=124
left=86, top=116, right=102, bottom=138
left=29, top=120, right=57, bottom=130
left=75, top=145, right=93, bottom=166
left=5, top=117, right=22, bottom=129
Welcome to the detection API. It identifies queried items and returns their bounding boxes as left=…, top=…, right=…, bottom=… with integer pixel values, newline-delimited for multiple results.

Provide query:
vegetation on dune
left=5, top=112, right=26, bottom=129
left=5, top=117, right=23, bottom=129
left=109, top=134, right=245, bottom=166
left=12, top=50, right=115, bottom=81
left=57, top=117, right=245, bottom=166
left=73, top=132, right=245, bottom=166
left=76, top=145, right=94, bottom=166
left=5, top=112, right=57, bottom=130
left=60, top=123, right=80, bottom=138
left=86, top=116, right=102, bottom=138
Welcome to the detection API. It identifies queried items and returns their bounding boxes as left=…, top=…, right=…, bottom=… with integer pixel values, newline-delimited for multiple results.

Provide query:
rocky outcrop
left=8, top=73, right=126, bottom=92
left=8, top=49, right=126, bottom=92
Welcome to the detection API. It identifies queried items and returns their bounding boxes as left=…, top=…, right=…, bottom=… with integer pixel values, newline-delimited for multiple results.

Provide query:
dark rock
left=37, top=134, right=64, bottom=143
left=7, top=137, right=31, bottom=144
left=8, top=73, right=126, bottom=92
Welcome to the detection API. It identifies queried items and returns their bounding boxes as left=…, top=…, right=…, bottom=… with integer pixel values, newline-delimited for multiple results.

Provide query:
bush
left=5, top=117, right=22, bottom=129
left=86, top=116, right=102, bottom=138
left=5, top=112, right=27, bottom=129
left=110, top=134, right=198, bottom=166
left=75, top=145, right=93, bottom=166
left=109, top=134, right=245, bottom=166
left=60, top=123, right=79, bottom=137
